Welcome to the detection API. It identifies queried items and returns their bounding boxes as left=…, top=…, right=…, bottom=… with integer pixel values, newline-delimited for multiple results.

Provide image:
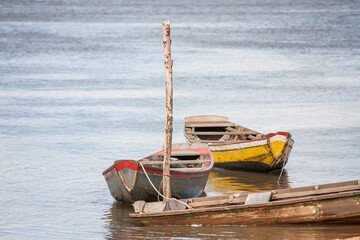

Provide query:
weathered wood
left=103, top=145, right=214, bottom=203
left=195, top=139, right=239, bottom=143
left=129, top=180, right=360, bottom=226
left=189, top=195, right=247, bottom=208
left=187, top=194, right=237, bottom=203
left=162, top=20, right=173, bottom=200
left=272, top=184, right=360, bottom=200
left=177, top=180, right=360, bottom=209
left=185, top=122, right=237, bottom=127
left=132, top=189, right=359, bottom=217
left=186, top=131, right=258, bottom=135
left=185, top=115, right=229, bottom=122
left=273, top=180, right=359, bottom=195
left=140, top=159, right=212, bottom=165
left=188, top=181, right=360, bottom=207
left=163, top=150, right=201, bottom=156
left=225, top=127, right=239, bottom=132
left=247, top=135, right=257, bottom=140
left=133, top=200, right=146, bottom=213
left=184, top=115, right=294, bottom=173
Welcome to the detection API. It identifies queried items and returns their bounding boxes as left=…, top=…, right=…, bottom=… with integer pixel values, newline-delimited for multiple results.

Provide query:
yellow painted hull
left=209, top=132, right=294, bottom=172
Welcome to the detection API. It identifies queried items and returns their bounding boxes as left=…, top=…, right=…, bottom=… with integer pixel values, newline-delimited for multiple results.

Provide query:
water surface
left=1, top=0, right=359, bottom=239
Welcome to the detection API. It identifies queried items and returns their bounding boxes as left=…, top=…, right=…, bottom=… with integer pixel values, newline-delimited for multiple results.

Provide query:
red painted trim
left=152, top=148, right=210, bottom=156
left=115, top=160, right=138, bottom=171
left=267, top=133, right=276, bottom=138
left=187, top=148, right=210, bottom=155
left=115, top=161, right=124, bottom=171
left=276, top=131, right=290, bottom=137
left=124, top=160, right=138, bottom=171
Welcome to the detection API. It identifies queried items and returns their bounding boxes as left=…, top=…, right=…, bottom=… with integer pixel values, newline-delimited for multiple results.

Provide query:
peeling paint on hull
left=130, top=180, right=360, bottom=226
left=210, top=133, right=294, bottom=172
left=138, top=195, right=360, bottom=226
left=102, top=145, right=214, bottom=203
left=184, top=115, right=294, bottom=172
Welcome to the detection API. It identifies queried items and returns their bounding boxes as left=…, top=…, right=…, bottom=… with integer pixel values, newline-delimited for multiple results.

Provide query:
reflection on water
left=205, top=168, right=291, bottom=196
left=103, top=202, right=143, bottom=240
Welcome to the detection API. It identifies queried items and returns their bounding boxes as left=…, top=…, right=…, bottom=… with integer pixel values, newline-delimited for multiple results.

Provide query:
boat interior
left=140, top=150, right=212, bottom=169
left=184, top=115, right=265, bottom=143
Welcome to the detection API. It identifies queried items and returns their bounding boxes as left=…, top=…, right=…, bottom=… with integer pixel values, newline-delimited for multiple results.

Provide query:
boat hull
left=102, top=145, right=214, bottom=203
left=210, top=132, right=294, bottom=172
left=103, top=163, right=210, bottom=203
left=130, top=180, right=360, bottom=226
left=136, top=194, right=360, bottom=226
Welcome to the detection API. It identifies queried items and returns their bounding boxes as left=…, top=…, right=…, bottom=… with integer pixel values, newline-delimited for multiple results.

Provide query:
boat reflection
left=103, top=202, right=144, bottom=240
left=204, top=167, right=291, bottom=196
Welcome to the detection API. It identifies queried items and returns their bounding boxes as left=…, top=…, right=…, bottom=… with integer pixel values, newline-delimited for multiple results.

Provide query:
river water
left=1, top=0, right=359, bottom=239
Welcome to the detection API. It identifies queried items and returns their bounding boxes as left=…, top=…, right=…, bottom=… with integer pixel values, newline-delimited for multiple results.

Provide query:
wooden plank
left=140, top=159, right=211, bottom=165
left=168, top=167, right=211, bottom=172
left=185, top=115, right=229, bottom=122
left=194, top=140, right=242, bottom=143
left=189, top=195, right=247, bottom=208
left=185, top=131, right=258, bottom=135
left=272, top=184, right=360, bottom=200
left=273, top=186, right=316, bottom=195
left=163, top=150, right=201, bottom=156
left=274, top=180, right=359, bottom=195
left=129, top=190, right=358, bottom=218
left=225, top=127, right=239, bottom=132
left=317, top=179, right=360, bottom=189
left=187, top=194, right=237, bottom=203
left=188, top=182, right=360, bottom=208
left=185, top=122, right=237, bottom=127
left=247, top=135, right=257, bottom=140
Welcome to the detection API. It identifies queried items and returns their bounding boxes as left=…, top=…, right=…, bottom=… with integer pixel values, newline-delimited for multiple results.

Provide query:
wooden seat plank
left=140, top=159, right=211, bottom=165
left=185, top=121, right=237, bottom=127
left=186, top=131, right=258, bottom=135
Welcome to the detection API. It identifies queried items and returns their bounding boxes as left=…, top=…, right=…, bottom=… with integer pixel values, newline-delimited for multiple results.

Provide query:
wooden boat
left=102, top=143, right=214, bottom=203
left=184, top=115, right=294, bottom=172
left=130, top=179, right=360, bottom=226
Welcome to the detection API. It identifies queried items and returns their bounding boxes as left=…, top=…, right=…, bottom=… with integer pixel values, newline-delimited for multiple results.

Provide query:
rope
left=138, top=162, right=192, bottom=209
left=276, top=136, right=290, bottom=183
left=267, top=134, right=288, bottom=183
left=277, top=157, right=286, bottom=183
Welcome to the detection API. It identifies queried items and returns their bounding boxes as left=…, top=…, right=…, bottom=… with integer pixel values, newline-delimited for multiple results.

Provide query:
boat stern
left=267, top=132, right=294, bottom=168
left=102, top=160, right=139, bottom=203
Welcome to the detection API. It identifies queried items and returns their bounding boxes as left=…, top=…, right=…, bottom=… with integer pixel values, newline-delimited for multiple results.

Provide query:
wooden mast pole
left=162, top=20, right=173, bottom=200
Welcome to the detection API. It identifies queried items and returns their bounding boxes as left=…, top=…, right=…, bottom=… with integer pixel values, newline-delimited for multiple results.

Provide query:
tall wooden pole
left=162, top=20, right=173, bottom=200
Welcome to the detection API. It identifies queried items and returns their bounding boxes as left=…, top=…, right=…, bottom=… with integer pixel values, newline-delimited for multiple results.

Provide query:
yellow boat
left=184, top=115, right=294, bottom=172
